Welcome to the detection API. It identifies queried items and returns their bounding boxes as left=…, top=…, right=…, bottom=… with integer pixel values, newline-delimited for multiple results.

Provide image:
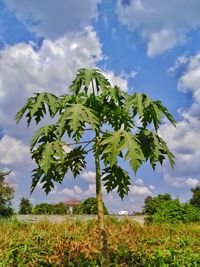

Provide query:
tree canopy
left=190, top=186, right=200, bottom=208
left=0, top=170, right=14, bottom=217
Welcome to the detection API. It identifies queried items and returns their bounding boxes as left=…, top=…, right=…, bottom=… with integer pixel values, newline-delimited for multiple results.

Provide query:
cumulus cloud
left=80, top=171, right=96, bottom=184
left=158, top=52, right=200, bottom=188
left=0, top=28, right=99, bottom=140
left=0, top=27, right=128, bottom=140
left=5, top=0, right=101, bottom=38
left=164, top=174, right=199, bottom=188
left=0, top=135, right=30, bottom=166
left=129, top=184, right=153, bottom=196
left=117, top=0, right=200, bottom=56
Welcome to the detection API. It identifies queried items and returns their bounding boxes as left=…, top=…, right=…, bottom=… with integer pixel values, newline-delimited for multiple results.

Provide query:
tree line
left=1, top=170, right=200, bottom=218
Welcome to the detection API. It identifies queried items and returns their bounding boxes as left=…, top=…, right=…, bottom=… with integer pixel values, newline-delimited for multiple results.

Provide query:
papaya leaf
left=102, top=165, right=131, bottom=199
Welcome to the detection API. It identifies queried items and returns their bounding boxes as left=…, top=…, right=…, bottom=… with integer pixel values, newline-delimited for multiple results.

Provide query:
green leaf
left=100, top=130, right=123, bottom=166
left=39, top=143, right=54, bottom=174
left=65, top=146, right=86, bottom=177
left=58, top=103, right=99, bottom=140
left=70, top=68, right=111, bottom=95
left=102, top=165, right=131, bottom=199
left=15, top=92, right=59, bottom=125
left=30, top=124, right=59, bottom=150
left=119, top=131, right=145, bottom=173
left=101, top=130, right=144, bottom=172
left=136, top=129, right=175, bottom=169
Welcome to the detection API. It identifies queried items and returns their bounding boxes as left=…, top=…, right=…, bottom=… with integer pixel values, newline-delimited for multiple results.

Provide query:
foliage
left=143, top=193, right=172, bottom=215
left=33, top=202, right=69, bottom=215
left=149, top=199, right=200, bottom=223
left=74, top=197, right=108, bottom=215
left=18, top=197, right=33, bottom=214
left=0, top=218, right=200, bottom=266
left=190, top=186, right=200, bottom=208
left=16, top=68, right=175, bottom=198
left=0, top=170, right=14, bottom=217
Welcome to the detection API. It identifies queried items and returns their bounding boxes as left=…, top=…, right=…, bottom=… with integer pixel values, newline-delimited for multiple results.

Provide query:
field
left=0, top=217, right=200, bottom=267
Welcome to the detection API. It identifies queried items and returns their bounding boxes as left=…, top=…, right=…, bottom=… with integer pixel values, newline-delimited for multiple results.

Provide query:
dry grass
left=0, top=217, right=200, bottom=266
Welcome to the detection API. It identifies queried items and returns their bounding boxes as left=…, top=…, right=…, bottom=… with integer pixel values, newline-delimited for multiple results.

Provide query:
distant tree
left=19, top=197, right=33, bottom=214
left=77, top=197, right=108, bottom=215
left=33, top=202, right=69, bottom=215
left=52, top=202, right=69, bottom=214
left=33, top=203, right=53, bottom=215
left=190, top=186, right=200, bottom=208
left=0, top=170, right=14, bottom=217
left=143, top=193, right=172, bottom=215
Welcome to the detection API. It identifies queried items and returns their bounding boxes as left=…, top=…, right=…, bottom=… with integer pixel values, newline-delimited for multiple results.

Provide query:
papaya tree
left=16, top=68, right=175, bottom=266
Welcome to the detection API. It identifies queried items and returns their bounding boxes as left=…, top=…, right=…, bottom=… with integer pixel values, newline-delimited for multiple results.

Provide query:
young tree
left=0, top=170, right=14, bottom=217
left=190, top=186, right=200, bottom=208
left=16, top=68, right=175, bottom=266
left=19, top=197, right=33, bottom=214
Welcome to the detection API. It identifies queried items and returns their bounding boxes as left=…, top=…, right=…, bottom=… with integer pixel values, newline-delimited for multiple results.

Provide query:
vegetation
left=0, top=218, right=200, bottom=266
left=33, top=202, right=69, bottom=215
left=190, top=186, right=200, bottom=208
left=16, top=68, right=175, bottom=266
left=0, top=170, right=14, bottom=217
left=143, top=193, right=172, bottom=215
left=18, top=197, right=33, bottom=214
left=147, top=199, right=200, bottom=224
left=74, top=197, right=108, bottom=215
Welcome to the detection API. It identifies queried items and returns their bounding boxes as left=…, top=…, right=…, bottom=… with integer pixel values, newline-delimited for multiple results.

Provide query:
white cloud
left=5, top=0, right=101, bottom=38
left=185, top=178, right=199, bottom=187
left=168, top=55, right=189, bottom=72
left=0, top=28, right=101, bottom=139
left=134, top=178, right=144, bottom=186
left=117, top=0, right=200, bottom=56
left=129, top=184, right=153, bottom=196
left=80, top=171, right=96, bottom=183
left=158, top=52, right=200, bottom=188
left=103, top=70, right=128, bottom=91
left=0, top=27, right=128, bottom=140
left=164, top=174, right=199, bottom=188
left=0, top=135, right=29, bottom=165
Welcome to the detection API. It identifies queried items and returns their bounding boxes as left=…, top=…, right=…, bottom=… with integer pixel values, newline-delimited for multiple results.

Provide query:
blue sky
left=0, top=0, right=200, bottom=212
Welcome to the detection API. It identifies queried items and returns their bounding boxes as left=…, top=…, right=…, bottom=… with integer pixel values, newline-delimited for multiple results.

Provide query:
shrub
left=18, top=197, right=33, bottom=214
left=149, top=199, right=200, bottom=223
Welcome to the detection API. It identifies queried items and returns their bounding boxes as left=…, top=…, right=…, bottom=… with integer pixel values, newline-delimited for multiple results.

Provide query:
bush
left=19, top=197, right=33, bottom=214
left=149, top=199, right=200, bottom=223
left=33, top=202, right=69, bottom=215
left=143, top=194, right=172, bottom=215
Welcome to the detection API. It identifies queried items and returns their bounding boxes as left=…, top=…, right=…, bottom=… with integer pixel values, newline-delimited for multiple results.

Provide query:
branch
left=67, top=140, right=94, bottom=146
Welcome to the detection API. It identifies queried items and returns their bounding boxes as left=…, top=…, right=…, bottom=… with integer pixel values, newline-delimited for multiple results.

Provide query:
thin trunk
left=95, top=130, right=110, bottom=267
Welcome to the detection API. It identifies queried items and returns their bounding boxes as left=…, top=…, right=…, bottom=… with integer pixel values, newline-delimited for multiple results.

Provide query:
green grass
left=0, top=217, right=200, bottom=266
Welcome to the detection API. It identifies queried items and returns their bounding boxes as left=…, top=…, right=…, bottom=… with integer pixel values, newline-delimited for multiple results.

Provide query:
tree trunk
left=95, top=131, right=110, bottom=267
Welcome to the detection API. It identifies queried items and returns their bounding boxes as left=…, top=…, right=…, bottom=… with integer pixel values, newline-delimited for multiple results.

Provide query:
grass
left=0, top=217, right=200, bottom=266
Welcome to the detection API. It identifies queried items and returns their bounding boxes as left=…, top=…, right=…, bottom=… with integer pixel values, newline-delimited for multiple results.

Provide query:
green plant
left=143, top=193, right=172, bottom=215
left=16, top=68, right=175, bottom=266
left=18, top=197, right=33, bottom=214
left=0, top=170, right=14, bottom=217
left=190, top=186, right=200, bottom=208
left=150, top=200, right=200, bottom=223
left=75, top=197, right=108, bottom=215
